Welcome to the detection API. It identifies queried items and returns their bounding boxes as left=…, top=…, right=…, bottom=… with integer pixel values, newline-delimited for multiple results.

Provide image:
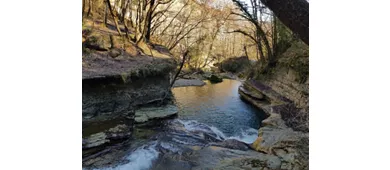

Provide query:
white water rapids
left=97, top=119, right=259, bottom=170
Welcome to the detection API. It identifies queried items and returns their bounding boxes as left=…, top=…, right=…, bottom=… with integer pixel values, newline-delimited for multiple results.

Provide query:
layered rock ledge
left=239, top=80, right=309, bottom=170
left=82, top=39, right=178, bottom=165
left=134, top=104, right=179, bottom=125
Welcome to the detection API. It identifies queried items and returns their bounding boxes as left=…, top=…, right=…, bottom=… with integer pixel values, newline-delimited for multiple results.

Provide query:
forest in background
left=82, top=0, right=307, bottom=74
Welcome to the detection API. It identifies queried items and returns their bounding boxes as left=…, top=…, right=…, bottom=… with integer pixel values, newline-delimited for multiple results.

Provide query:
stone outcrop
left=238, top=85, right=308, bottom=169
left=82, top=72, right=174, bottom=122
left=134, top=104, right=178, bottom=124
left=251, top=113, right=308, bottom=170
left=255, top=42, right=309, bottom=112
left=239, top=85, right=264, bottom=100
left=150, top=120, right=290, bottom=170
left=82, top=56, right=177, bottom=159
left=83, top=124, right=132, bottom=150
left=237, top=42, right=309, bottom=170
left=82, top=24, right=178, bottom=164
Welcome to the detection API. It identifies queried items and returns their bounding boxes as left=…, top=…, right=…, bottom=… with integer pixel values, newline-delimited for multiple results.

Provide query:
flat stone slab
left=172, top=79, right=206, bottom=87
left=135, top=104, right=179, bottom=123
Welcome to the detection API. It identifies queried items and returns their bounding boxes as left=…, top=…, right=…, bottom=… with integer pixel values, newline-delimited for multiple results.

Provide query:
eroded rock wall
left=257, top=41, right=309, bottom=111
left=237, top=41, right=309, bottom=169
left=262, top=66, right=309, bottom=111
left=82, top=74, right=172, bottom=122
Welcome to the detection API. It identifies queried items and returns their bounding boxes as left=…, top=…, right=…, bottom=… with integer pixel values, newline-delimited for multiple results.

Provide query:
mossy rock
left=84, top=35, right=110, bottom=51
left=109, top=48, right=122, bottom=58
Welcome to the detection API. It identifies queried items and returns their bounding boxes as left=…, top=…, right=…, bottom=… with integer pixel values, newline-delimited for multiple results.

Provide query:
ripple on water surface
left=172, top=79, right=267, bottom=136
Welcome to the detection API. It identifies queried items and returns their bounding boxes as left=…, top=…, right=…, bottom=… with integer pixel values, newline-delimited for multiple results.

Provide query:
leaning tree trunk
left=87, top=0, right=92, bottom=17
left=145, top=0, right=155, bottom=42
left=82, top=0, right=86, bottom=17
left=104, top=2, right=108, bottom=27
left=106, top=0, right=122, bottom=36
left=260, top=0, right=309, bottom=45
left=170, top=51, right=189, bottom=88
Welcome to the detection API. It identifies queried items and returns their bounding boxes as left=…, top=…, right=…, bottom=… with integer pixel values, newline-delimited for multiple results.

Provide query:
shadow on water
left=172, top=79, right=267, bottom=136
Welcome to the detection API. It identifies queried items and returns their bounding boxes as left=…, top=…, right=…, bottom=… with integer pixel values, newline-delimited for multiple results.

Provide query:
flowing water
left=97, top=79, right=267, bottom=170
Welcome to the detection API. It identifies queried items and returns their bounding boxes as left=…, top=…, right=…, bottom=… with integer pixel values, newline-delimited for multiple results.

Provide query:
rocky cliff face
left=82, top=57, right=177, bottom=163
left=255, top=41, right=309, bottom=112
left=238, top=41, right=309, bottom=170
left=82, top=22, right=179, bottom=164
left=82, top=73, right=173, bottom=123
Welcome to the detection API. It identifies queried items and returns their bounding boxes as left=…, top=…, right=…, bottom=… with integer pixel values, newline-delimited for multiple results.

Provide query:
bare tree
left=170, top=50, right=189, bottom=87
left=87, top=0, right=92, bottom=17
left=82, top=0, right=86, bottom=17
left=231, top=0, right=272, bottom=66
left=106, top=0, right=122, bottom=36
left=104, top=2, right=108, bottom=27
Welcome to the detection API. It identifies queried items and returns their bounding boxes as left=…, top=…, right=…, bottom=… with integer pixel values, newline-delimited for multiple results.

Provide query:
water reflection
left=172, top=79, right=267, bottom=136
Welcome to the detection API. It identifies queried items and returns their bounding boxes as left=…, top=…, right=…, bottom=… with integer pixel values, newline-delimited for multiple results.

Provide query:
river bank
left=82, top=17, right=308, bottom=169
left=238, top=81, right=309, bottom=170
left=83, top=71, right=308, bottom=170
left=237, top=41, right=309, bottom=169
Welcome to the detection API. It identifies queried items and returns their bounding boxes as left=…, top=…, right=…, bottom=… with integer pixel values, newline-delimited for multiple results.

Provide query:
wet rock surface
left=85, top=119, right=289, bottom=170
left=210, top=139, right=251, bottom=151
left=134, top=105, right=179, bottom=124
left=82, top=124, right=133, bottom=167
left=83, top=124, right=132, bottom=148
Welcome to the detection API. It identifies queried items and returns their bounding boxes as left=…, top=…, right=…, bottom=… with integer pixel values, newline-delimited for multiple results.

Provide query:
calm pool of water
left=172, top=79, right=267, bottom=136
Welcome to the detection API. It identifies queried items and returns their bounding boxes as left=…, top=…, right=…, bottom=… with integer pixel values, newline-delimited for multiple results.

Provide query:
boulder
left=84, top=35, right=110, bottom=51
left=249, top=112, right=309, bottom=170
left=215, top=56, right=250, bottom=73
left=208, top=74, right=223, bottom=84
left=108, top=48, right=122, bottom=58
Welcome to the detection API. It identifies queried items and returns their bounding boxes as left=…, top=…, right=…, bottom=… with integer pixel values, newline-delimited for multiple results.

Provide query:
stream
left=98, top=79, right=267, bottom=170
